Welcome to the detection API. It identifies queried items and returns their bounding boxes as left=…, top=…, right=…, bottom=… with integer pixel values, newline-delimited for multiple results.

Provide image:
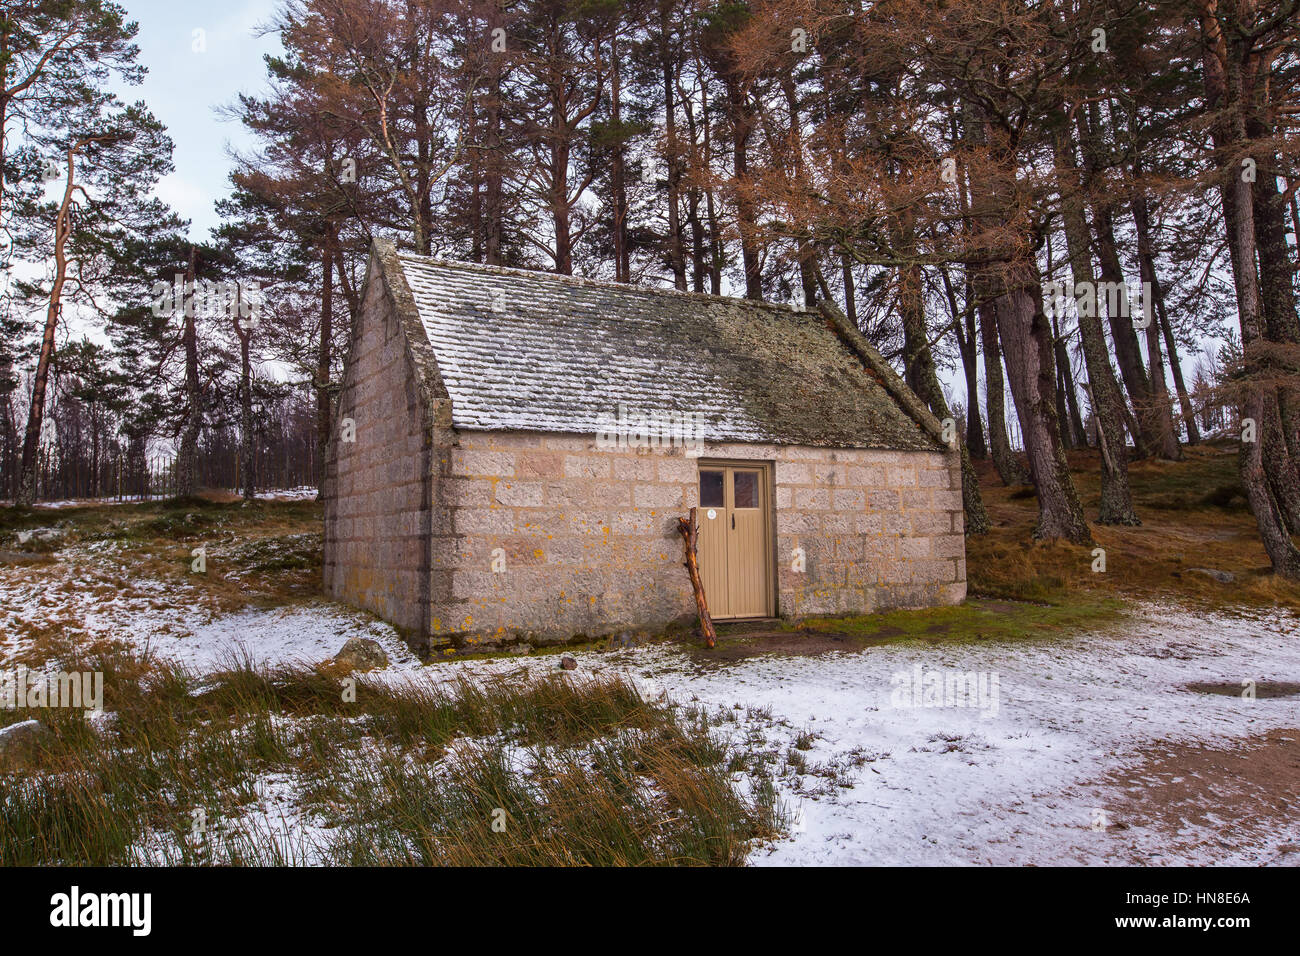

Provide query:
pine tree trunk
left=705, top=186, right=722, bottom=295
left=610, top=32, right=630, bottom=283
left=688, top=189, right=706, bottom=292
left=1206, top=20, right=1300, bottom=577
left=900, top=264, right=990, bottom=534
left=984, top=258, right=1091, bottom=544
left=483, top=1, right=505, bottom=266
left=978, top=296, right=1029, bottom=486
left=1051, top=314, right=1076, bottom=448
left=1057, top=326, right=1088, bottom=447
left=727, top=83, right=762, bottom=300
left=551, top=137, right=573, bottom=275
left=1230, top=175, right=1300, bottom=573
left=659, top=2, right=687, bottom=290
left=316, top=239, right=334, bottom=492
left=1, top=360, right=17, bottom=499
left=944, top=265, right=987, bottom=459
left=841, top=253, right=857, bottom=325
left=1130, top=197, right=1183, bottom=459
left=1228, top=168, right=1300, bottom=533
left=1156, top=287, right=1201, bottom=444
left=239, top=326, right=254, bottom=502
left=779, top=73, right=817, bottom=306
left=1055, top=143, right=1141, bottom=525
left=17, top=150, right=76, bottom=508
left=176, top=249, right=202, bottom=499
left=1132, top=220, right=1198, bottom=446
left=961, top=306, right=988, bottom=458
left=1251, top=150, right=1300, bottom=469
left=1078, top=107, right=1156, bottom=456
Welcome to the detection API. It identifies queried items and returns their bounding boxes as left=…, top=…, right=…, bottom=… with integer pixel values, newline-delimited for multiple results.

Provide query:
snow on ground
left=0, top=542, right=416, bottom=672
left=5, top=553, right=1299, bottom=864
left=146, top=604, right=420, bottom=672
left=0, top=487, right=318, bottom=509
left=0, top=496, right=156, bottom=510
left=253, top=487, right=319, bottom=502
left=389, top=602, right=1300, bottom=866
left=0, top=561, right=417, bottom=671
left=129, top=769, right=335, bottom=866
left=1, top=550, right=210, bottom=652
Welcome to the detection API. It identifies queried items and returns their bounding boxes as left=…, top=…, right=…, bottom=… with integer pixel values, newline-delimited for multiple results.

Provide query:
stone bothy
left=323, top=241, right=966, bottom=652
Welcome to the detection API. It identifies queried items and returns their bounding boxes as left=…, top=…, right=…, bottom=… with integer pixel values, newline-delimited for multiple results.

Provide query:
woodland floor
left=1, top=444, right=1298, bottom=865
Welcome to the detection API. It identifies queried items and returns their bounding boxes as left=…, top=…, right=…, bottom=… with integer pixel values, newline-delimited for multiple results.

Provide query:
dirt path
left=1076, top=729, right=1300, bottom=866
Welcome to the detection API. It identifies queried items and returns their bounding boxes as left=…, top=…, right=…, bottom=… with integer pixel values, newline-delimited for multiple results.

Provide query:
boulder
left=333, top=637, right=389, bottom=672
left=0, top=720, right=54, bottom=767
left=1190, top=568, right=1235, bottom=584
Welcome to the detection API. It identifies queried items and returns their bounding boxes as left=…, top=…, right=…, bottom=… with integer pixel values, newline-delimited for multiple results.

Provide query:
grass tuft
left=0, top=647, right=781, bottom=866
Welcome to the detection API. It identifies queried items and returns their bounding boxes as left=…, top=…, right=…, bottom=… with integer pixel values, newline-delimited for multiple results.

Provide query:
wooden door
left=696, top=464, right=772, bottom=619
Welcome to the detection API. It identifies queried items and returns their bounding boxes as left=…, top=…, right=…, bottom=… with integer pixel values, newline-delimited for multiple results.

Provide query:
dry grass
left=0, top=498, right=325, bottom=657
left=0, top=647, right=782, bottom=866
left=968, top=440, right=1300, bottom=611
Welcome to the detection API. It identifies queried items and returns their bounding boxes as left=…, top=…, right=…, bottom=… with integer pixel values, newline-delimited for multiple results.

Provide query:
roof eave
left=372, top=240, right=453, bottom=428
left=818, top=299, right=953, bottom=452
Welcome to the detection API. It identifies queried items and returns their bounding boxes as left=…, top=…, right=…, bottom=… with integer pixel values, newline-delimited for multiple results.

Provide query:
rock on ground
left=332, top=637, right=389, bottom=672
left=0, top=719, right=54, bottom=767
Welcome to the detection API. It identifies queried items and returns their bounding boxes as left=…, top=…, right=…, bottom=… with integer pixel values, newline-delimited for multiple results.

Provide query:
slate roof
left=392, top=252, right=941, bottom=451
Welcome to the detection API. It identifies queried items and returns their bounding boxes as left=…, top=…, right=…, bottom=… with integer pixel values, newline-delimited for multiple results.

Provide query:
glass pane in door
left=700, top=470, right=725, bottom=507
left=733, top=471, right=758, bottom=508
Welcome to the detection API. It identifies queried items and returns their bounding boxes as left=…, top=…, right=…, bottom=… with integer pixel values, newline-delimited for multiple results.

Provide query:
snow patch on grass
left=405, top=602, right=1300, bottom=865
left=136, top=604, right=421, bottom=672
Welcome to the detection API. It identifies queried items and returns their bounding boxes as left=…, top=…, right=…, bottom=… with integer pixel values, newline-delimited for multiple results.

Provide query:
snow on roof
left=387, top=249, right=939, bottom=451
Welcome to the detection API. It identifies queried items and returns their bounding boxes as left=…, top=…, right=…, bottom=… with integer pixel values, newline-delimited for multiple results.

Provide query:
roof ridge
left=395, top=251, right=812, bottom=317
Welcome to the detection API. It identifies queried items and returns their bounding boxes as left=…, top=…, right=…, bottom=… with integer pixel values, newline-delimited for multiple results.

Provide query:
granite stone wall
left=322, top=259, right=437, bottom=634
left=420, top=431, right=965, bottom=650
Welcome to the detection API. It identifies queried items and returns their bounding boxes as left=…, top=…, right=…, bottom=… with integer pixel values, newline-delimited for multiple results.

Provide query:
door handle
left=731, top=514, right=735, bottom=530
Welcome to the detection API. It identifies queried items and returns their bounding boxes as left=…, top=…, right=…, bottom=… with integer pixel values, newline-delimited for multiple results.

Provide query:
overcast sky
left=118, top=0, right=282, bottom=239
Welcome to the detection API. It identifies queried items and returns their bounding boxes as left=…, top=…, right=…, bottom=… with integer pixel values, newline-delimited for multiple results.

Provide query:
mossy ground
left=791, top=595, right=1125, bottom=646
left=0, top=493, right=323, bottom=616
left=968, top=439, right=1300, bottom=613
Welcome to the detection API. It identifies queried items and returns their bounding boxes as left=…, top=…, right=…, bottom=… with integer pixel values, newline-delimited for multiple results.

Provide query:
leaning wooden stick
left=677, top=506, right=717, bottom=649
